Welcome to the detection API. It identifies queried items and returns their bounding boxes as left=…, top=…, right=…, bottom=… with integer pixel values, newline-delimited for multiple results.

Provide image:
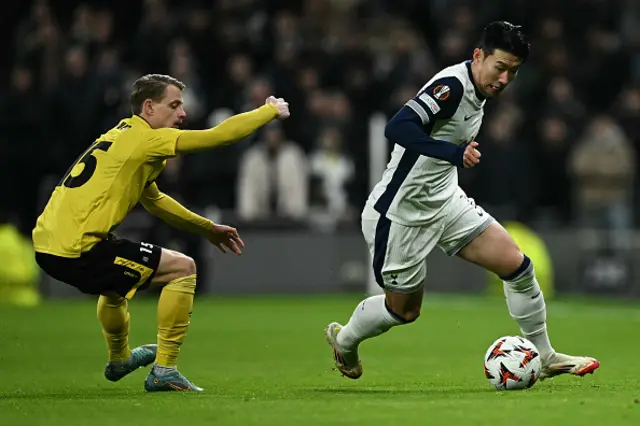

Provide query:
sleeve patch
left=433, top=85, right=451, bottom=101
left=418, top=93, right=441, bottom=115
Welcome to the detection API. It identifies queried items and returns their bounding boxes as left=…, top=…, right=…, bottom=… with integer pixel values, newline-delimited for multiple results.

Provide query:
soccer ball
left=483, top=336, right=541, bottom=390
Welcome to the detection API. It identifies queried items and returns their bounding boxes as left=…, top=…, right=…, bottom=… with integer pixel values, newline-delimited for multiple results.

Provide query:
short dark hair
left=129, top=74, right=186, bottom=114
left=478, top=21, right=530, bottom=62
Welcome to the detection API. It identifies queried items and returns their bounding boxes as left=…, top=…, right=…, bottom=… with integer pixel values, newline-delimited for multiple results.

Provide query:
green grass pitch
left=1, top=293, right=639, bottom=425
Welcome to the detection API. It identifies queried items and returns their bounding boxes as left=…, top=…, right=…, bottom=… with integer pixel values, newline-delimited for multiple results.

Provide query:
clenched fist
left=266, top=96, right=290, bottom=119
left=463, top=141, right=481, bottom=168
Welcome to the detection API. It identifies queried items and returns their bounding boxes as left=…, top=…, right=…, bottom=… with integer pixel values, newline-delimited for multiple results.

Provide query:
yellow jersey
left=33, top=115, right=184, bottom=257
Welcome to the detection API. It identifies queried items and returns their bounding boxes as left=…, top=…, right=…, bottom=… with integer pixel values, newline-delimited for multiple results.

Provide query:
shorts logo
left=114, top=256, right=154, bottom=300
left=418, top=92, right=441, bottom=114
left=433, top=85, right=451, bottom=101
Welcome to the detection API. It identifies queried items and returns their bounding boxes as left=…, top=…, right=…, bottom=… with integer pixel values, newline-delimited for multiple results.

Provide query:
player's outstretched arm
left=175, top=96, right=290, bottom=154
left=140, top=183, right=245, bottom=254
left=140, top=182, right=213, bottom=236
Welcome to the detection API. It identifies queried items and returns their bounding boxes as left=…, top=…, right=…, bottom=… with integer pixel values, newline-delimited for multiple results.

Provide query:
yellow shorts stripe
left=113, top=256, right=154, bottom=300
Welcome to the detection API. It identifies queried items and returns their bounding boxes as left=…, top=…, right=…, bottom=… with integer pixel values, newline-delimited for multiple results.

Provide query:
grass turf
left=1, top=294, right=639, bottom=425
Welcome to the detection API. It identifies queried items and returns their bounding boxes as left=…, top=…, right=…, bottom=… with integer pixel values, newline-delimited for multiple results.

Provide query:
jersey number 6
left=58, top=141, right=113, bottom=188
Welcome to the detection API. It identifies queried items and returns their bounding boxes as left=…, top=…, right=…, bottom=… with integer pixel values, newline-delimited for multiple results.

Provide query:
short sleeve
left=404, top=76, right=464, bottom=125
left=143, top=128, right=184, bottom=160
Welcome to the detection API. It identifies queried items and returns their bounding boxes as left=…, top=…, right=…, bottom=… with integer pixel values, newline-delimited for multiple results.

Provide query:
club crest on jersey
left=433, top=85, right=451, bottom=101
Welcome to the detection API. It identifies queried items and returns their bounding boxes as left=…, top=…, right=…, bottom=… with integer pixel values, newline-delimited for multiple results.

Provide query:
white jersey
left=366, top=61, right=486, bottom=226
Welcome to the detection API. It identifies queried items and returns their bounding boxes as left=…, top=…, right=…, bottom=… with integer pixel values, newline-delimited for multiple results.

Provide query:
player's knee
left=153, top=250, right=197, bottom=287
left=99, top=293, right=126, bottom=308
left=384, top=289, right=422, bottom=323
left=176, top=254, right=197, bottom=277
left=384, top=298, right=421, bottom=323
left=393, top=308, right=421, bottom=323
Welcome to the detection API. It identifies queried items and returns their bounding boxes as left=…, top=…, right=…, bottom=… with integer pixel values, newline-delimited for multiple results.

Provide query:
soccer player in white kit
left=325, top=21, right=600, bottom=381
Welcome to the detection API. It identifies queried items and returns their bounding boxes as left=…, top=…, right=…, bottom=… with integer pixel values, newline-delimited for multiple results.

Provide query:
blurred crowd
left=2, top=0, right=639, bottom=243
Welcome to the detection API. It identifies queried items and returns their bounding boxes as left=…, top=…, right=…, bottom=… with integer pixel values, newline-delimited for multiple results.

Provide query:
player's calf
left=499, top=254, right=554, bottom=358
left=326, top=290, right=421, bottom=378
left=97, top=294, right=132, bottom=363
left=336, top=291, right=420, bottom=350
left=148, top=249, right=198, bottom=379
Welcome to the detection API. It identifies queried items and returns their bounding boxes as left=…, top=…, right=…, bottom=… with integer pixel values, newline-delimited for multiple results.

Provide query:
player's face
left=146, top=84, right=187, bottom=129
left=473, top=48, right=522, bottom=98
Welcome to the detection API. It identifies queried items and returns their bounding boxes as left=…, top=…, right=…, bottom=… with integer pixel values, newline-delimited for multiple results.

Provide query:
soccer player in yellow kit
left=33, top=74, right=290, bottom=392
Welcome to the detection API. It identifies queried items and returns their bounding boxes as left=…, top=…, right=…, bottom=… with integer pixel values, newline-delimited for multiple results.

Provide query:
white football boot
left=539, top=352, right=600, bottom=380
left=325, top=322, right=363, bottom=379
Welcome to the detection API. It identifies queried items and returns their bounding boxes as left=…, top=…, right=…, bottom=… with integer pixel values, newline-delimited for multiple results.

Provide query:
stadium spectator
left=237, top=121, right=308, bottom=222
left=569, top=115, right=635, bottom=235
left=309, top=126, right=355, bottom=231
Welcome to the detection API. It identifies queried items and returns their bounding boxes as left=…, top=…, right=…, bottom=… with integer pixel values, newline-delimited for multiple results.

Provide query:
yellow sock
left=97, top=295, right=131, bottom=362
left=155, top=274, right=196, bottom=367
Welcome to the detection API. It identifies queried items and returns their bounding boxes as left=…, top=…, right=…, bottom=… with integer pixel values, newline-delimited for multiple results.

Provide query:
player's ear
left=143, top=99, right=154, bottom=115
left=472, top=48, right=484, bottom=63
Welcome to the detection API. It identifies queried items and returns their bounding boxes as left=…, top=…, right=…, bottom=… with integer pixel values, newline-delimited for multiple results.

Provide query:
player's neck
left=135, top=113, right=155, bottom=128
left=466, top=61, right=487, bottom=101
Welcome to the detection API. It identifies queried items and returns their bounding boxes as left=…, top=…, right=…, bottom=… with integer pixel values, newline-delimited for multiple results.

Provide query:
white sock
left=502, top=256, right=555, bottom=359
left=336, top=295, right=404, bottom=351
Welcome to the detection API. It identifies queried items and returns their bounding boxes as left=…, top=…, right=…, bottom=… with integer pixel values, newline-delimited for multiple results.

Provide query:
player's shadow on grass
left=307, top=387, right=497, bottom=397
left=0, top=388, right=141, bottom=401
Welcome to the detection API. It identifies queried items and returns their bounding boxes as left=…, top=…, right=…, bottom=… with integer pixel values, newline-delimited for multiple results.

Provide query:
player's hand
left=207, top=224, right=245, bottom=255
left=265, top=96, right=290, bottom=120
left=463, top=141, right=481, bottom=168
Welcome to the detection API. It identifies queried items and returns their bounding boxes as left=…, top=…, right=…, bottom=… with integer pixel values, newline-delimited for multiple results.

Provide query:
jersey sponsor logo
left=433, top=85, right=451, bottom=101
left=418, top=93, right=441, bottom=115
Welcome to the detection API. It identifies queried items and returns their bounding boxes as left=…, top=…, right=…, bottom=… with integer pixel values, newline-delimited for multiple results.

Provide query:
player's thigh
left=456, top=222, right=524, bottom=277
left=362, top=209, right=441, bottom=298
left=439, top=192, right=523, bottom=276
left=150, top=248, right=197, bottom=286
left=437, top=189, right=494, bottom=256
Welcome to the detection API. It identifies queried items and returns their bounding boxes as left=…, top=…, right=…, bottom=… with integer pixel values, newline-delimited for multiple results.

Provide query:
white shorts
left=362, top=187, right=494, bottom=294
